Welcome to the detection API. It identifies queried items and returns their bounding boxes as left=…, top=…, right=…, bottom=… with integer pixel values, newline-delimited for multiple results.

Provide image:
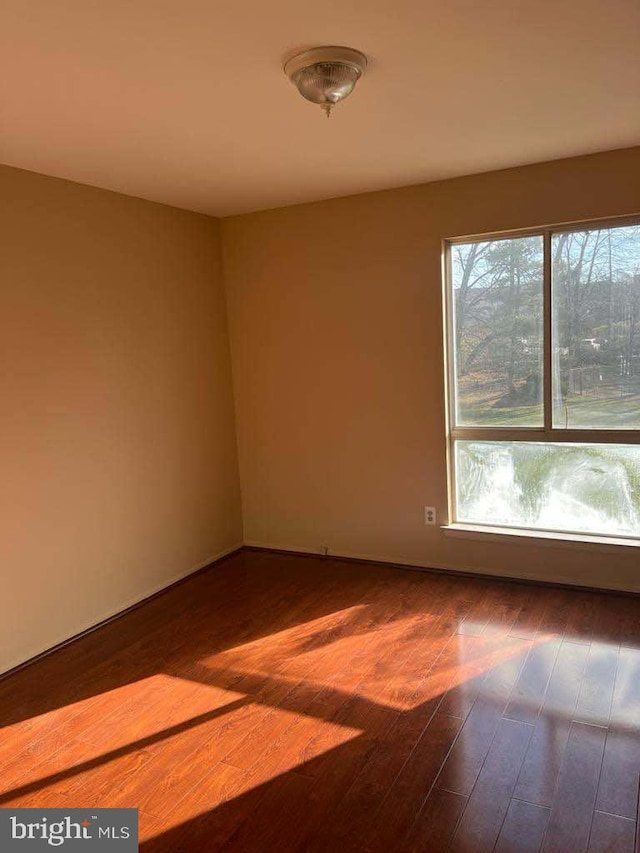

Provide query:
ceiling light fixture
left=284, top=46, right=367, bottom=118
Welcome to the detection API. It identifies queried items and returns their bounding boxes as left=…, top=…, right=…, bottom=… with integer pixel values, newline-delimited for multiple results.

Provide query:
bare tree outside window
left=552, top=224, right=640, bottom=428
left=451, top=236, right=543, bottom=426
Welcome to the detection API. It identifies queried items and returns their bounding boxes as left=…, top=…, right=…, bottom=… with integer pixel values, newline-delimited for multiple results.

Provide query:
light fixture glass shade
left=284, top=46, right=367, bottom=117
left=292, top=62, right=360, bottom=106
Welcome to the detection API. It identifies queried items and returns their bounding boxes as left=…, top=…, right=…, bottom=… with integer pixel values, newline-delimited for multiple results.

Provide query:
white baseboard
left=1, top=542, right=243, bottom=678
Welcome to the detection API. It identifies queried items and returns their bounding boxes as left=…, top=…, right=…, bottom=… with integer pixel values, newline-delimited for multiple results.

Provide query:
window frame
left=443, top=213, right=640, bottom=539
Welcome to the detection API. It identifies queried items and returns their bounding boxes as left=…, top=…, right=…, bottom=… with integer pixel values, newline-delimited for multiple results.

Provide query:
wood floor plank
left=574, top=643, right=619, bottom=727
left=514, top=641, right=589, bottom=807
left=456, top=585, right=498, bottom=636
left=591, top=595, right=627, bottom=648
left=495, top=799, right=550, bottom=853
left=563, top=591, right=599, bottom=646
left=587, top=811, right=636, bottom=853
left=509, top=588, right=555, bottom=640
left=146, top=762, right=254, bottom=852
left=437, top=640, right=533, bottom=797
left=503, top=638, right=562, bottom=725
left=1, top=551, right=638, bottom=853
left=541, top=722, right=608, bottom=853
left=360, top=712, right=463, bottom=852
left=449, top=717, right=534, bottom=852
left=436, top=635, right=500, bottom=719
left=617, top=598, right=640, bottom=651
left=403, top=788, right=467, bottom=852
left=304, top=592, right=468, bottom=814
left=482, top=583, right=530, bottom=638
left=537, top=589, right=576, bottom=639
left=595, top=727, right=640, bottom=820
left=437, top=694, right=512, bottom=797
left=218, top=769, right=315, bottom=853
left=609, top=646, right=640, bottom=730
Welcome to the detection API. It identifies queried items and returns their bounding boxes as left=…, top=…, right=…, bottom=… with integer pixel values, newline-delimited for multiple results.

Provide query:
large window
left=445, top=218, right=640, bottom=540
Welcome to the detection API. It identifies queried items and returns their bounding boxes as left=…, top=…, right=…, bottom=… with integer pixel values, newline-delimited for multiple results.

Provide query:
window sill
left=442, top=523, right=640, bottom=551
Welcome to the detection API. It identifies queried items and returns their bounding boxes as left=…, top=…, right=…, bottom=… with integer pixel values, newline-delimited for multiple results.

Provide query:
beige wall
left=0, top=165, right=242, bottom=674
left=3, top=148, right=639, bottom=675
left=222, top=146, right=640, bottom=593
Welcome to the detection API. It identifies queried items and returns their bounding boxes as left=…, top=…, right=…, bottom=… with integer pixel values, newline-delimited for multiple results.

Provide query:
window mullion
left=543, top=230, right=553, bottom=431
left=451, top=427, right=640, bottom=445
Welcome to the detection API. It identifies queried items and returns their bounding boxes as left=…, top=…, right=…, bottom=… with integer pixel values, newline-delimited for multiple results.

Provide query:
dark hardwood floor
left=2, top=549, right=640, bottom=852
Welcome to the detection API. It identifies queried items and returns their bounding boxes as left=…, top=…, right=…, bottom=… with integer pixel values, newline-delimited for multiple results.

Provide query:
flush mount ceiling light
left=284, top=46, right=367, bottom=118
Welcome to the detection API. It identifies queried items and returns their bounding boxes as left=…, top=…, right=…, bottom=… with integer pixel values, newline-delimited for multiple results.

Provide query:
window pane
left=455, top=440, right=640, bottom=537
left=552, top=223, right=640, bottom=428
left=451, top=236, right=544, bottom=427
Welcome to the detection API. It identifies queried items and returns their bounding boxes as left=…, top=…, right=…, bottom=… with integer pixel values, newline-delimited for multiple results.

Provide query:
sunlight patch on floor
left=142, top=714, right=363, bottom=835
left=197, top=604, right=370, bottom=670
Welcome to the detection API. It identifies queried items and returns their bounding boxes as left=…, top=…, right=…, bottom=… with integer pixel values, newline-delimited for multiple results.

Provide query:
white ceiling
left=2, top=0, right=639, bottom=217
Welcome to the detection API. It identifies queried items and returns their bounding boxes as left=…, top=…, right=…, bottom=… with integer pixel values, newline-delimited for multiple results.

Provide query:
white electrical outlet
left=424, top=506, right=437, bottom=526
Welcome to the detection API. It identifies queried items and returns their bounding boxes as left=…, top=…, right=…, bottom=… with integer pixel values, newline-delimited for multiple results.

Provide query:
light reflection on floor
left=5, top=586, right=639, bottom=850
